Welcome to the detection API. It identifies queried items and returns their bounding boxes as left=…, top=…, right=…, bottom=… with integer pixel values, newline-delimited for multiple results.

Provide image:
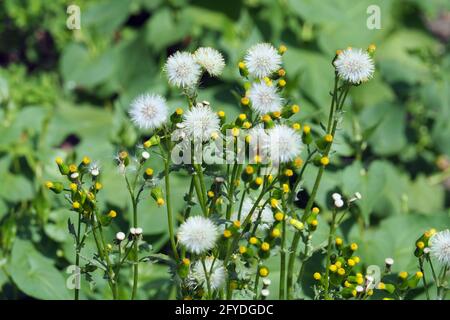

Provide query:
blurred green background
left=0, top=0, right=449, bottom=299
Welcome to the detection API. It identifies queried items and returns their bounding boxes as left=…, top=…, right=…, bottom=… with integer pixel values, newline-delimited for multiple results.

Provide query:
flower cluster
left=46, top=43, right=385, bottom=301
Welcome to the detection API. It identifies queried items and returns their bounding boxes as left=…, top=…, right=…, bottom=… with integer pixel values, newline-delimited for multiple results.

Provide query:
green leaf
left=9, top=239, right=71, bottom=300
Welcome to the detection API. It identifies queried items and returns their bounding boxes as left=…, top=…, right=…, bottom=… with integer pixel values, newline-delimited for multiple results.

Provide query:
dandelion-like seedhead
left=165, top=51, right=202, bottom=88
left=267, top=124, right=302, bottom=164
left=181, top=104, right=221, bottom=142
left=334, top=48, right=374, bottom=84
left=129, top=93, right=168, bottom=130
left=192, top=257, right=226, bottom=290
left=177, top=216, right=219, bottom=254
left=248, top=82, right=283, bottom=115
left=194, top=47, right=225, bottom=77
left=429, top=229, right=450, bottom=266
left=231, top=198, right=274, bottom=228
left=245, top=43, right=282, bottom=78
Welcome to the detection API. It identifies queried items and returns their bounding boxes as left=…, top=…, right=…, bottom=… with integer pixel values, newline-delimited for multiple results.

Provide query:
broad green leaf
left=9, top=239, right=71, bottom=300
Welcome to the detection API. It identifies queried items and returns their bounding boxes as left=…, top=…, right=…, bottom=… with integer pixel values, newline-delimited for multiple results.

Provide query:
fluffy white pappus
left=182, top=104, right=221, bottom=142
left=430, top=229, right=450, bottom=266
left=177, top=216, right=219, bottom=254
left=89, top=161, right=101, bottom=177
left=165, top=51, right=201, bottom=88
left=334, top=48, right=375, bottom=84
left=192, top=257, right=226, bottom=290
left=248, top=82, right=283, bottom=115
left=129, top=93, right=168, bottom=130
left=247, top=125, right=270, bottom=157
left=231, top=198, right=274, bottom=227
left=244, top=43, right=282, bottom=78
left=194, top=47, right=225, bottom=77
left=267, top=124, right=302, bottom=164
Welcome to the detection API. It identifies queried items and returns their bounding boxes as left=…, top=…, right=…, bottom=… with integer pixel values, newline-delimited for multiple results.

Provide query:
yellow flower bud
left=291, top=104, right=300, bottom=113
left=282, top=183, right=290, bottom=193
left=207, top=191, right=215, bottom=198
left=223, top=229, right=232, bottom=238
left=320, top=157, right=330, bottom=166
left=278, top=45, right=287, bottom=54
left=218, top=110, right=226, bottom=118
left=241, top=97, right=250, bottom=106
left=284, top=169, right=294, bottom=177
left=313, top=272, right=321, bottom=280
left=292, top=123, right=301, bottom=131
left=270, top=198, right=279, bottom=208
left=271, top=228, right=281, bottom=238
left=82, top=156, right=91, bottom=165
left=249, top=237, right=258, bottom=245
left=108, top=210, right=117, bottom=218
left=275, top=212, right=284, bottom=221
left=303, top=125, right=311, bottom=134
left=176, top=108, right=183, bottom=115
left=350, top=243, right=358, bottom=251
left=157, top=198, right=165, bottom=206
left=55, top=157, right=63, bottom=165
left=182, top=258, right=190, bottom=266
left=72, top=201, right=80, bottom=209
left=259, top=267, right=269, bottom=277
left=239, top=246, right=247, bottom=254
left=261, top=242, right=270, bottom=251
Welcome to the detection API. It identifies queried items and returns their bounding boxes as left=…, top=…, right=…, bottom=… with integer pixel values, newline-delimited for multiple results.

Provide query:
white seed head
left=248, top=82, right=283, bottom=115
left=244, top=43, right=282, bottom=78
left=334, top=48, right=375, bottom=84
left=194, top=47, right=225, bottom=77
left=231, top=198, right=274, bottom=228
left=130, top=227, right=137, bottom=235
left=192, top=257, right=226, bottom=290
left=181, top=104, right=221, bottom=142
left=424, top=247, right=431, bottom=254
left=332, top=193, right=342, bottom=201
left=177, top=216, right=219, bottom=254
left=89, top=161, right=101, bottom=177
left=267, top=124, right=302, bottom=164
left=356, top=285, right=364, bottom=293
left=334, top=199, right=344, bottom=208
left=142, top=151, right=150, bottom=160
left=129, top=93, right=168, bottom=130
left=70, top=172, right=79, bottom=179
left=261, top=289, right=270, bottom=297
left=384, top=257, right=394, bottom=266
left=262, top=278, right=271, bottom=286
left=429, top=229, right=450, bottom=266
left=116, top=232, right=126, bottom=241
left=165, top=51, right=201, bottom=88
left=135, top=227, right=143, bottom=235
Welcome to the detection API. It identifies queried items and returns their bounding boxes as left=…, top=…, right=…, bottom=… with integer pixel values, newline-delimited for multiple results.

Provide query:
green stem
left=323, top=209, right=337, bottom=299
left=165, top=158, right=180, bottom=261
left=418, top=257, right=430, bottom=300
left=201, top=257, right=212, bottom=299
left=286, top=80, right=350, bottom=299
left=74, top=212, right=81, bottom=300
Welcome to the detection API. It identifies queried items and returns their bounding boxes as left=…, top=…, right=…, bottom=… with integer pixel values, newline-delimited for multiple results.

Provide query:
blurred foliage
left=0, top=0, right=450, bottom=299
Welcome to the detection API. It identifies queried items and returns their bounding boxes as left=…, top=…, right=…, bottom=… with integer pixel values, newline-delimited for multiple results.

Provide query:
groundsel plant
left=46, top=43, right=446, bottom=300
